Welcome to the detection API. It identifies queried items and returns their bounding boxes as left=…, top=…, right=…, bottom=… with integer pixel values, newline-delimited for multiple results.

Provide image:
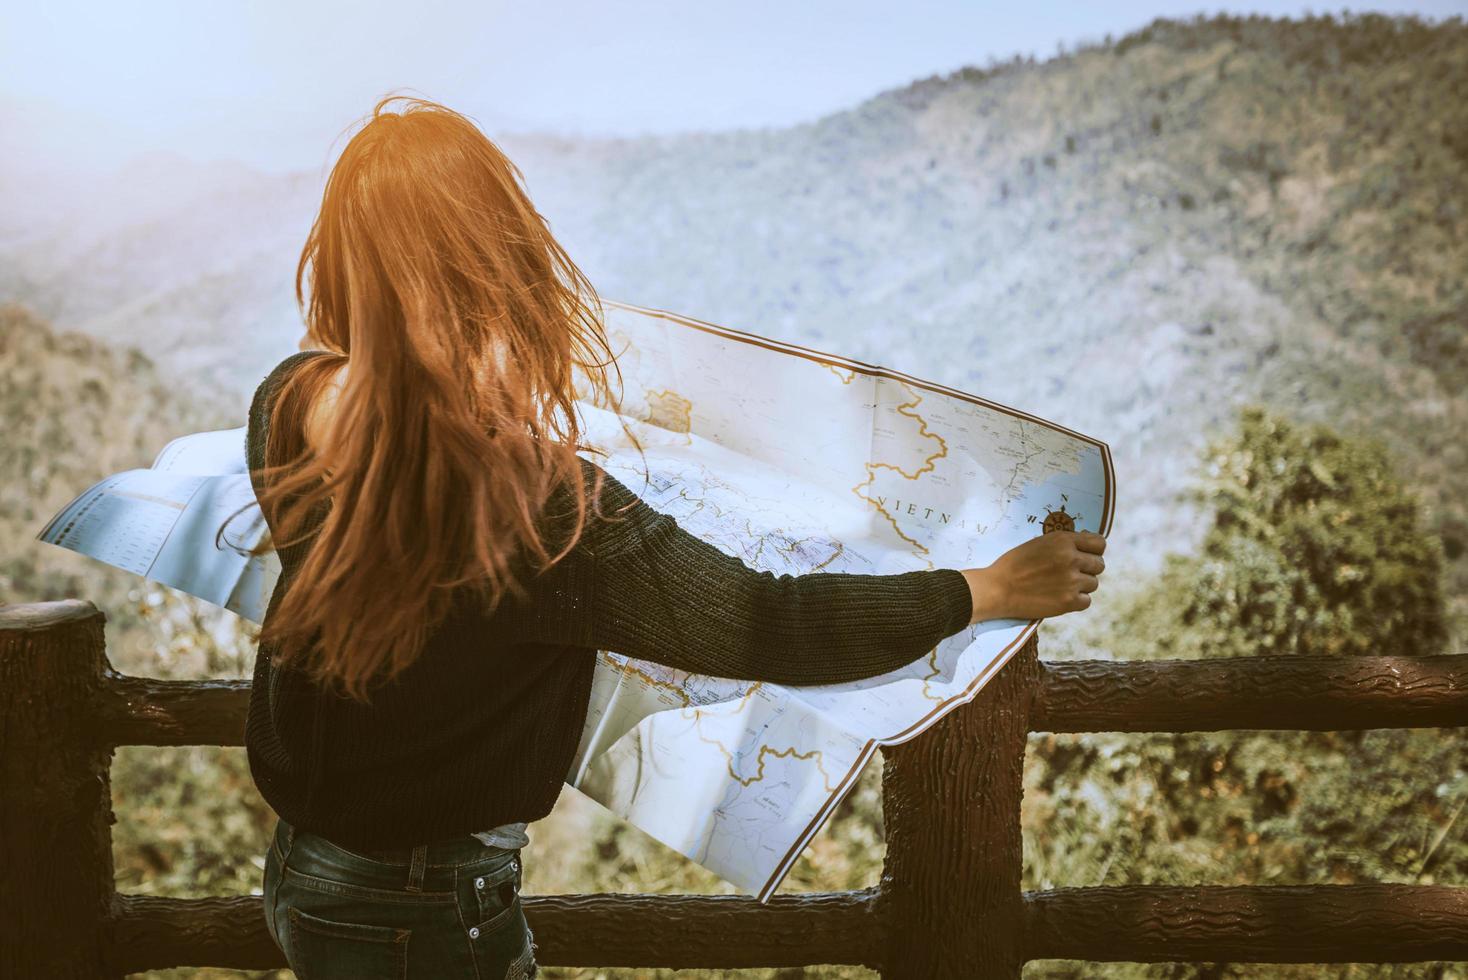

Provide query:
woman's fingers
left=980, top=528, right=1109, bottom=621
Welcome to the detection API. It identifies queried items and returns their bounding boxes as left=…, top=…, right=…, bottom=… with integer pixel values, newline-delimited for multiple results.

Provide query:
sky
left=2, top=0, right=1463, bottom=173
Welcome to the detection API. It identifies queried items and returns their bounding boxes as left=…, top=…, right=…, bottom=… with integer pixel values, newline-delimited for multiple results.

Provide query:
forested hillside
left=0, top=304, right=229, bottom=638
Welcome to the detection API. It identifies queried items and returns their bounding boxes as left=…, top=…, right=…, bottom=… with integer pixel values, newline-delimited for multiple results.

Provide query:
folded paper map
left=38, top=298, right=1114, bottom=900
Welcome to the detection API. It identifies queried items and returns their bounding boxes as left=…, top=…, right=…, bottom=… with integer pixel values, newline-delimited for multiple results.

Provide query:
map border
left=599, top=298, right=1115, bottom=900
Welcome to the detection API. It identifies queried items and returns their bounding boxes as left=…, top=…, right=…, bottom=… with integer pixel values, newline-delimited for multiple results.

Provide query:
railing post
left=0, top=601, right=118, bottom=979
left=879, top=633, right=1039, bottom=978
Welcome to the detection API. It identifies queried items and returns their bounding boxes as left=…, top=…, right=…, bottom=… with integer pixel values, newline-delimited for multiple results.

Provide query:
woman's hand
left=961, top=530, right=1106, bottom=624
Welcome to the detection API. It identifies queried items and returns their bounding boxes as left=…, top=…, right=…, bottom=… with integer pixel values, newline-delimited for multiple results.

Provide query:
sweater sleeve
left=246, top=349, right=335, bottom=482
left=501, top=458, right=975, bottom=686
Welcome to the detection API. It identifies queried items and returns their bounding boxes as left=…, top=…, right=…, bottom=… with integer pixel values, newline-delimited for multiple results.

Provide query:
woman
left=250, top=96, right=1106, bottom=980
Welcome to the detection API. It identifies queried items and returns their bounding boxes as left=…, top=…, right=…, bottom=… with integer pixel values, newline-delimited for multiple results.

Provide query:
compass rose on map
left=1040, top=506, right=1076, bottom=534
left=1029, top=494, right=1079, bottom=534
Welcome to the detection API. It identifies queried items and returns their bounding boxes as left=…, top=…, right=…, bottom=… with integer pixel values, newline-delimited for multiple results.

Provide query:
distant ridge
left=3, top=12, right=1464, bottom=638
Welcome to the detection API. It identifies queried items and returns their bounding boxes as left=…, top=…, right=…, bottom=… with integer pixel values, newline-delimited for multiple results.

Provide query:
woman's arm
left=581, top=472, right=976, bottom=685
left=501, top=460, right=1104, bottom=686
left=259, top=350, right=1107, bottom=683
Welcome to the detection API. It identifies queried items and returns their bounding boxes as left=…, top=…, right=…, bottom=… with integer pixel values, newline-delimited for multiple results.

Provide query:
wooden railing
left=2, top=599, right=1466, bottom=977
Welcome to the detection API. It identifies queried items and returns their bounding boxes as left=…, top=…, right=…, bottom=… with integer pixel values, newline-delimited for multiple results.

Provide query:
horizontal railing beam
left=111, top=884, right=1468, bottom=971
left=100, top=673, right=250, bottom=746
left=1024, top=884, right=1468, bottom=962
left=110, top=895, right=280, bottom=974
left=522, top=889, right=881, bottom=968
left=1035, top=656, right=1468, bottom=732
left=99, top=656, right=1468, bottom=748
left=108, top=889, right=882, bottom=974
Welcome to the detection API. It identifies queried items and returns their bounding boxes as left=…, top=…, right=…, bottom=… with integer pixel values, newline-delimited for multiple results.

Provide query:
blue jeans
left=263, top=817, right=537, bottom=979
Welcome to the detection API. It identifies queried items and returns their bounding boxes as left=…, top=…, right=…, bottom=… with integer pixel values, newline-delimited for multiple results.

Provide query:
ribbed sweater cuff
left=928, top=567, right=976, bottom=636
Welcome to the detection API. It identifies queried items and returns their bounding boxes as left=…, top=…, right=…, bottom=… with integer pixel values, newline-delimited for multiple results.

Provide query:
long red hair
left=253, top=96, right=620, bottom=701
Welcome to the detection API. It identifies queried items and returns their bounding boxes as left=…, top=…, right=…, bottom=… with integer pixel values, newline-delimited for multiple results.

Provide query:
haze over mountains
left=6, top=13, right=1465, bottom=646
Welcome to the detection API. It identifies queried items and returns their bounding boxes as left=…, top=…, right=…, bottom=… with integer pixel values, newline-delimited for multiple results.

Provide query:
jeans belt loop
left=406, top=844, right=428, bottom=892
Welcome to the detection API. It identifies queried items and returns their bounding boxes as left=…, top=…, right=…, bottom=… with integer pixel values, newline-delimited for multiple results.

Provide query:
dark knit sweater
left=244, top=350, right=974, bottom=850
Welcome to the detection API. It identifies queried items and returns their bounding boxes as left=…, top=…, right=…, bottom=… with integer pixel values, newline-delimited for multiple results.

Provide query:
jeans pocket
left=467, top=852, right=520, bottom=924
left=286, top=905, right=411, bottom=980
left=466, top=896, right=535, bottom=980
left=460, top=849, right=534, bottom=978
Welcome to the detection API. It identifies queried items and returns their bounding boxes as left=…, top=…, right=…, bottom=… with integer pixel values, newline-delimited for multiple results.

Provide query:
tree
left=1025, top=407, right=1464, bottom=980
left=1106, top=405, right=1446, bottom=662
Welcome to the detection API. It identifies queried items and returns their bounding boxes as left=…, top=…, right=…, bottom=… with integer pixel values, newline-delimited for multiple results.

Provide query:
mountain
left=3, top=12, right=1464, bottom=646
